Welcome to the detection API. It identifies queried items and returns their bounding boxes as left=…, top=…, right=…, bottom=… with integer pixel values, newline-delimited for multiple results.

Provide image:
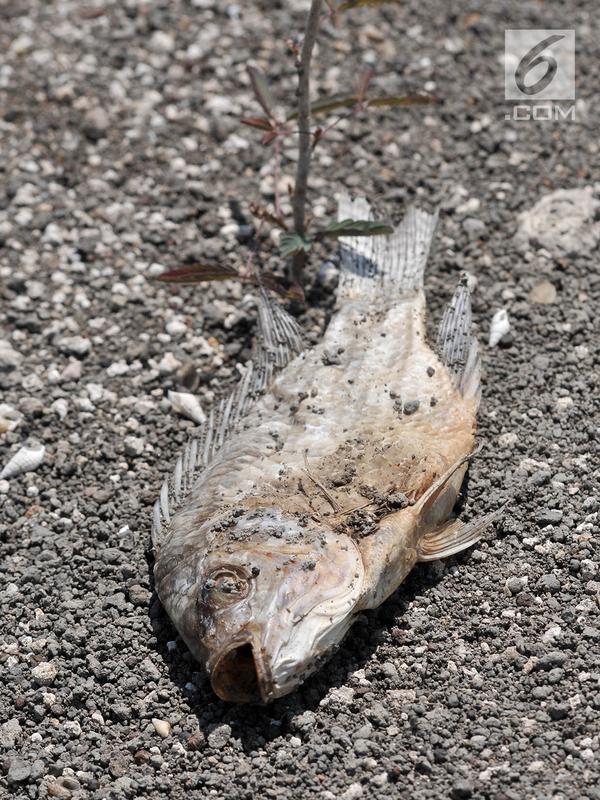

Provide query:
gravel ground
left=1, top=1, right=599, bottom=798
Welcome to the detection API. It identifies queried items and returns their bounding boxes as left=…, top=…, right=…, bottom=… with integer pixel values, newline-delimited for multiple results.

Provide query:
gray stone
left=0, top=340, right=22, bottom=371
left=124, top=436, right=145, bottom=457
left=451, top=779, right=474, bottom=799
left=0, top=718, right=22, bottom=749
left=141, top=657, right=161, bottom=682
left=538, top=574, right=561, bottom=593
left=7, top=758, right=31, bottom=784
left=536, top=509, right=563, bottom=526
left=207, top=723, right=232, bottom=749
left=82, top=107, right=110, bottom=141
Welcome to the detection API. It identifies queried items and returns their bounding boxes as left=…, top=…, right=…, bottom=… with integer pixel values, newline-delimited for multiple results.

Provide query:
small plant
left=157, top=0, right=434, bottom=299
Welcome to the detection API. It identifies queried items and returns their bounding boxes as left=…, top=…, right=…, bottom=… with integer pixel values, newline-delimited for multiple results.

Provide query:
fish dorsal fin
left=417, top=509, right=500, bottom=562
left=336, top=194, right=438, bottom=301
left=436, top=277, right=481, bottom=406
left=151, top=290, right=303, bottom=548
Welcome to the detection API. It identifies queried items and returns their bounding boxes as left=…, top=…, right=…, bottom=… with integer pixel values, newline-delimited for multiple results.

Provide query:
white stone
left=57, top=336, right=91, bottom=357
left=86, top=383, right=104, bottom=403
left=516, top=187, right=600, bottom=256
left=0, top=403, right=22, bottom=433
left=158, top=352, right=181, bottom=375
left=149, top=31, right=175, bottom=53
left=555, top=396, right=574, bottom=413
left=341, top=783, right=363, bottom=800
left=31, top=661, right=58, bottom=686
left=106, top=361, right=129, bottom=377
left=51, top=399, right=69, bottom=420
left=165, top=318, right=187, bottom=337
left=61, top=361, right=82, bottom=382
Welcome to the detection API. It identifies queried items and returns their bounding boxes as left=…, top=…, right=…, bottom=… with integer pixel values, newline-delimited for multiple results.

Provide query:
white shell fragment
left=488, top=309, right=510, bottom=347
left=0, top=444, right=46, bottom=479
left=168, top=391, right=206, bottom=425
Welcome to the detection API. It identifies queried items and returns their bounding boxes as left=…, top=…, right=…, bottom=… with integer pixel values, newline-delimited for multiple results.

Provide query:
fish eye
left=203, top=567, right=250, bottom=606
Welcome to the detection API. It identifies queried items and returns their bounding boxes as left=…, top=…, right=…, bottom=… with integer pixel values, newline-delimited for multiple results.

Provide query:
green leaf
left=287, top=93, right=359, bottom=121
left=316, top=219, right=394, bottom=239
left=247, top=66, right=276, bottom=119
left=338, top=0, right=401, bottom=10
left=280, top=232, right=312, bottom=258
left=287, top=92, right=435, bottom=121
left=366, top=94, right=436, bottom=109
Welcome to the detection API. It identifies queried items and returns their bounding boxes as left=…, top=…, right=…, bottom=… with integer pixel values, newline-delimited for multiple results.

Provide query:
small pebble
left=152, top=719, right=171, bottom=738
left=31, top=661, right=58, bottom=686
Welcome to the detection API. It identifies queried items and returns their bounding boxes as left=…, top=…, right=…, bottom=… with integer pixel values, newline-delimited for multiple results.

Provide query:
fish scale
left=151, top=195, right=496, bottom=704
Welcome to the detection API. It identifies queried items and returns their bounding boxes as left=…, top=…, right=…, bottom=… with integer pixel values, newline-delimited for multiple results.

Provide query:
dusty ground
left=1, top=0, right=599, bottom=798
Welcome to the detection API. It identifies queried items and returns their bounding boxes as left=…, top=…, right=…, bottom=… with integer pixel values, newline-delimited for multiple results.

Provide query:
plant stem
left=291, top=0, right=323, bottom=282
left=273, top=134, right=283, bottom=222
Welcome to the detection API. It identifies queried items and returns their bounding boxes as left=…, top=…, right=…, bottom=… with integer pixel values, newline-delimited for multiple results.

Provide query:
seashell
left=0, top=444, right=46, bottom=480
left=488, top=309, right=510, bottom=347
left=168, top=391, right=206, bottom=426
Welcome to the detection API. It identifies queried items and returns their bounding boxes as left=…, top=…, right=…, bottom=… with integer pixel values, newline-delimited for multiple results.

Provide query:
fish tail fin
left=335, top=193, right=438, bottom=302
left=436, top=276, right=481, bottom=407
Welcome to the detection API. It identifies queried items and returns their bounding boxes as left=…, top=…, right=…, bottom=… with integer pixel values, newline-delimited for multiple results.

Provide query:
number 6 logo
left=515, top=34, right=565, bottom=95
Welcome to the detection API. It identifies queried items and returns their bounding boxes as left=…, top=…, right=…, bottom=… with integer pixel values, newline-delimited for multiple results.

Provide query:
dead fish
left=151, top=196, right=497, bottom=703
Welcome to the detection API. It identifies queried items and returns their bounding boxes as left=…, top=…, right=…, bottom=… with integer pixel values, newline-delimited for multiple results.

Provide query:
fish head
left=155, top=507, right=364, bottom=703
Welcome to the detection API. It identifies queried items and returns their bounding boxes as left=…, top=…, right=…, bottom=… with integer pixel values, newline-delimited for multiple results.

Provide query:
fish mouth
left=210, top=638, right=273, bottom=704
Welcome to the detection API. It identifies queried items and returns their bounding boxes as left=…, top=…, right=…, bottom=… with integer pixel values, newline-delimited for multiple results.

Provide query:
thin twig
left=291, top=0, right=324, bottom=282
left=303, top=450, right=340, bottom=513
left=326, top=500, right=374, bottom=518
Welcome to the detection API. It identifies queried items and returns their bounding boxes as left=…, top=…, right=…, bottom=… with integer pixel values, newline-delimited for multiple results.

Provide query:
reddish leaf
left=357, top=66, right=375, bottom=102
left=155, top=262, right=304, bottom=303
left=260, top=273, right=305, bottom=303
left=250, top=203, right=288, bottom=231
left=155, top=263, right=239, bottom=285
left=261, top=130, right=278, bottom=146
left=241, top=116, right=275, bottom=131
left=312, top=127, right=324, bottom=147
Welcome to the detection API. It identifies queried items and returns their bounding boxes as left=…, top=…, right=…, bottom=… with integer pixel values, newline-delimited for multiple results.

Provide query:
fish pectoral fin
left=417, top=508, right=501, bottom=562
